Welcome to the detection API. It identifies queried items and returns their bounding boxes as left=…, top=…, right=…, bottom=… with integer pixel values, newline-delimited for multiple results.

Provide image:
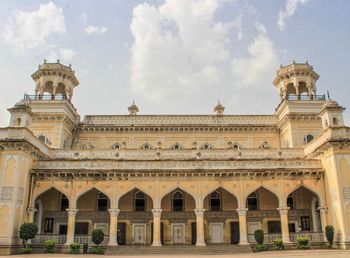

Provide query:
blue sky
left=0, top=0, right=349, bottom=126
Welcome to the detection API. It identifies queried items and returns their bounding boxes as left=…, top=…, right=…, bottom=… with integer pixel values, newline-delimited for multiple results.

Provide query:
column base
left=151, top=240, right=162, bottom=247
left=238, top=241, right=250, bottom=246
left=108, top=241, right=118, bottom=246
left=195, top=241, right=206, bottom=247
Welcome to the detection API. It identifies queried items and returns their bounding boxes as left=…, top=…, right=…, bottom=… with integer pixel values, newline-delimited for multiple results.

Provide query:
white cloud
left=47, top=48, right=76, bottom=63
left=129, top=0, right=279, bottom=103
left=84, top=25, right=107, bottom=35
left=231, top=23, right=279, bottom=88
left=278, top=0, right=310, bottom=31
left=3, top=2, right=66, bottom=53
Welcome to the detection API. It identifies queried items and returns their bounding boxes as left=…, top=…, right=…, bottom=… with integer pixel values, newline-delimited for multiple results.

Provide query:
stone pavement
left=1, top=249, right=350, bottom=258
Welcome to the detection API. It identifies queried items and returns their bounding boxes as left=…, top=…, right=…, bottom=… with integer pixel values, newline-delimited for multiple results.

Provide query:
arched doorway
left=32, top=188, right=69, bottom=244
left=75, top=188, right=111, bottom=245
left=203, top=188, right=239, bottom=244
left=160, top=188, right=196, bottom=245
left=118, top=188, right=153, bottom=245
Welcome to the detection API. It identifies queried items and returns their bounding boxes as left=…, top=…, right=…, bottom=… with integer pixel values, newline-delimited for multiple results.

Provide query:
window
left=287, top=193, right=295, bottom=209
left=44, top=218, right=54, bottom=233
left=247, top=192, right=258, bottom=210
left=38, top=134, right=52, bottom=146
left=233, top=144, right=241, bottom=150
left=135, top=191, right=146, bottom=211
left=200, top=143, right=212, bottom=150
left=60, top=194, right=69, bottom=211
left=333, top=117, right=338, bottom=125
left=97, top=192, right=108, bottom=211
left=300, top=216, right=311, bottom=231
left=140, top=143, right=153, bottom=150
left=172, top=190, right=184, bottom=211
left=303, top=134, right=314, bottom=144
left=210, top=191, right=221, bottom=211
left=267, top=221, right=281, bottom=233
left=16, top=118, right=21, bottom=126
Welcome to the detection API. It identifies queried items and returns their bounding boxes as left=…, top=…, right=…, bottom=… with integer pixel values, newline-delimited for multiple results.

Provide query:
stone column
left=27, top=207, right=37, bottom=223
left=277, top=207, right=290, bottom=243
left=65, top=208, right=78, bottom=245
left=236, top=208, right=249, bottom=245
left=318, top=207, right=328, bottom=242
left=194, top=209, right=206, bottom=246
left=152, top=209, right=162, bottom=246
left=108, top=208, right=120, bottom=246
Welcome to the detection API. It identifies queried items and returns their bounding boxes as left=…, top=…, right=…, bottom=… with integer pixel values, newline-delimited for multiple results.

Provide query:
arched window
left=111, top=143, right=121, bottom=149
left=171, top=143, right=183, bottom=150
left=134, top=191, right=146, bottom=212
left=333, top=117, right=338, bottom=126
left=200, top=143, right=212, bottom=150
left=97, top=192, right=108, bottom=211
left=172, top=190, right=184, bottom=211
left=247, top=192, right=258, bottom=210
left=210, top=191, right=221, bottom=211
left=303, top=134, right=314, bottom=144
left=60, top=194, right=69, bottom=211
left=233, top=143, right=241, bottom=150
left=140, top=143, right=153, bottom=150
left=38, top=135, right=52, bottom=146
left=287, top=193, right=295, bottom=209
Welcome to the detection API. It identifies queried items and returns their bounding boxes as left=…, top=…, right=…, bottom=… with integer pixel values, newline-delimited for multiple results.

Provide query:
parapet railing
left=276, top=94, right=326, bottom=111
left=247, top=232, right=324, bottom=244
left=22, top=94, right=76, bottom=110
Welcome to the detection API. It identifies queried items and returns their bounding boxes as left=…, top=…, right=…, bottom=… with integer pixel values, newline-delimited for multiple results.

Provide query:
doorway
left=230, top=222, right=239, bottom=244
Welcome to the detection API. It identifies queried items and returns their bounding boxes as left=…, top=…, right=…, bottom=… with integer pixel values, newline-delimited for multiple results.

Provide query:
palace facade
left=0, top=61, right=350, bottom=254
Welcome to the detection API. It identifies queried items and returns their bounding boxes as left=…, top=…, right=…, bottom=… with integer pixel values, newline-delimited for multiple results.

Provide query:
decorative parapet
left=49, top=148, right=304, bottom=161
left=83, top=115, right=277, bottom=126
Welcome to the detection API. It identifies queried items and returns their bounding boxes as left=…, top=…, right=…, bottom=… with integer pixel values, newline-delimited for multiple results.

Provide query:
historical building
left=0, top=61, right=350, bottom=254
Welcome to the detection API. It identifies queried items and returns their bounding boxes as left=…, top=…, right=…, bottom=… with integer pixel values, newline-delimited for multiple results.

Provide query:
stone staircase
left=105, top=244, right=252, bottom=255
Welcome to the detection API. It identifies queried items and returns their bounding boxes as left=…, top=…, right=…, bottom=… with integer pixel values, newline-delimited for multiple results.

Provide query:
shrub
left=19, top=223, right=38, bottom=248
left=273, top=238, right=284, bottom=250
left=297, top=236, right=310, bottom=249
left=255, top=244, right=268, bottom=252
left=69, top=242, right=81, bottom=254
left=22, top=247, right=32, bottom=254
left=44, top=239, right=56, bottom=253
left=325, top=225, right=334, bottom=247
left=89, top=246, right=104, bottom=254
left=254, top=229, right=264, bottom=245
left=92, top=229, right=105, bottom=246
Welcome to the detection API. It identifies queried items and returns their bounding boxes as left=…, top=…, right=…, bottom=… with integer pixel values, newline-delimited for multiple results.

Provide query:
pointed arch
left=200, top=143, right=213, bottom=150
left=74, top=186, right=112, bottom=207
left=118, top=188, right=153, bottom=212
left=244, top=186, right=281, bottom=210
left=32, top=186, right=71, bottom=207
left=160, top=187, right=196, bottom=211
left=285, top=184, right=324, bottom=207
left=170, top=143, right=184, bottom=150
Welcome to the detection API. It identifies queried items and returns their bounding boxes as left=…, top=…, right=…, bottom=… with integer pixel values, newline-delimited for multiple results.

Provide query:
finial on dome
left=43, top=59, right=47, bottom=64
left=214, top=100, right=225, bottom=116
left=128, top=100, right=139, bottom=115
left=56, top=59, right=60, bottom=63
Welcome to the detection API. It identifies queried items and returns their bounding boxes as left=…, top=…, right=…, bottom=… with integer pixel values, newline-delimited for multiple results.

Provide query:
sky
left=0, top=0, right=349, bottom=127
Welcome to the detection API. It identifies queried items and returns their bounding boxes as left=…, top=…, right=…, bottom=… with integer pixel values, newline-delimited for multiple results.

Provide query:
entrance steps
left=105, top=244, right=252, bottom=255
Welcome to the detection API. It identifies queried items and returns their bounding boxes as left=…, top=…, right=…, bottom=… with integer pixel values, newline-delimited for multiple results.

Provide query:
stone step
left=105, top=244, right=252, bottom=255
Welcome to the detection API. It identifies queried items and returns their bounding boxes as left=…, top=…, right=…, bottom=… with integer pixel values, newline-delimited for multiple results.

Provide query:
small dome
left=322, top=99, right=339, bottom=109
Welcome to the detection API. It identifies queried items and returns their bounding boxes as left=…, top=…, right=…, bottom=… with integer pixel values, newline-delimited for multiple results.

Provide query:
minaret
left=128, top=101, right=139, bottom=115
left=273, top=61, right=319, bottom=100
left=213, top=101, right=225, bottom=116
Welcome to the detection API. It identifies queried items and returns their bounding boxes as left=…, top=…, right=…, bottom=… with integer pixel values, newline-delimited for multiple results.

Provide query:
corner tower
left=8, top=61, right=80, bottom=148
left=274, top=62, right=327, bottom=148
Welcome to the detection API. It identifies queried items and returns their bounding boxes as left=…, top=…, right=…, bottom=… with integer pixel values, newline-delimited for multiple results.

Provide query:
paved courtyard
left=2, top=250, right=350, bottom=258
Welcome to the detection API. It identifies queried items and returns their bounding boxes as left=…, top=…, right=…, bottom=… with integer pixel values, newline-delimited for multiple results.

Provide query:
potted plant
left=254, top=229, right=267, bottom=252
left=325, top=225, right=334, bottom=249
left=89, top=229, right=105, bottom=254
left=19, top=223, right=38, bottom=254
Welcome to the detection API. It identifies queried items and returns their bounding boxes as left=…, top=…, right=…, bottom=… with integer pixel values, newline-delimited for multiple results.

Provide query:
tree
left=254, top=229, right=264, bottom=245
left=325, top=225, right=334, bottom=247
left=91, top=229, right=104, bottom=246
left=19, top=223, right=38, bottom=248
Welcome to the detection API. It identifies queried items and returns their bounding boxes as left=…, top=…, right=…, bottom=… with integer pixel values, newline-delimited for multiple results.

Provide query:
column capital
left=277, top=206, right=290, bottom=215
left=236, top=208, right=248, bottom=216
left=66, top=208, right=79, bottom=216
left=194, top=208, right=205, bottom=217
left=108, top=208, right=120, bottom=217
left=27, top=207, right=38, bottom=215
left=152, top=208, right=162, bottom=217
